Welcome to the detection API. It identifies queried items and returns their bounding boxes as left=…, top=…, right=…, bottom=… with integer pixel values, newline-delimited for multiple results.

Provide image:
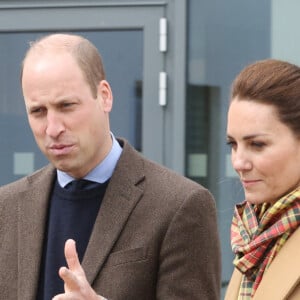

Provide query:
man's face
left=22, top=51, right=113, bottom=178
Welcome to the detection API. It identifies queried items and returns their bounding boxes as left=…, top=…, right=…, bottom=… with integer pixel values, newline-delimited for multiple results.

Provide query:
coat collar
left=253, top=227, right=300, bottom=299
left=225, top=227, right=300, bottom=299
left=81, top=139, right=145, bottom=284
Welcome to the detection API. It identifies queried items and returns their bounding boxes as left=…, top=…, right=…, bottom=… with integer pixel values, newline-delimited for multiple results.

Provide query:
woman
left=225, top=59, right=300, bottom=299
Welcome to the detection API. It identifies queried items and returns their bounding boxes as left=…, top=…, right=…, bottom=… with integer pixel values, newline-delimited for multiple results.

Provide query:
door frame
left=0, top=0, right=186, bottom=173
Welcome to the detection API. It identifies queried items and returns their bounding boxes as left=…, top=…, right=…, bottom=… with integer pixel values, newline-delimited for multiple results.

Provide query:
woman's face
left=227, top=98, right=300, bottom=204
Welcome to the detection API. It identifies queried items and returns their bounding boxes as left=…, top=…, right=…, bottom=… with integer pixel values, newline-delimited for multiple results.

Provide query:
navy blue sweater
left=37, top=179, right=109, bottom=300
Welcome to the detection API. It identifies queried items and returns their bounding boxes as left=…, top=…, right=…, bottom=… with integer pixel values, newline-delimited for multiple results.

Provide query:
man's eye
left=62, top=102, right=76, bottom=108
left=30, top=107, right=45, bottom=114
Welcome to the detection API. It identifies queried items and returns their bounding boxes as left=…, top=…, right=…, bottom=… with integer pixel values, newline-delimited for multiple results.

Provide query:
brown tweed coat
left=0, top=139, right=221, bottom=300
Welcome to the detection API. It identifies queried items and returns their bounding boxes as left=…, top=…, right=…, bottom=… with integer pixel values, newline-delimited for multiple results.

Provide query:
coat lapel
left=226, top=228, right=300, bottom=300
left=82, top=141, right=145, bottom=284
left=18, top=165, right=56, bottom=299
left=17, top=141, right=145, bottom=294
left=224, top=268, right=242, bottom=300
left=253, top=227, right=300, bottom=300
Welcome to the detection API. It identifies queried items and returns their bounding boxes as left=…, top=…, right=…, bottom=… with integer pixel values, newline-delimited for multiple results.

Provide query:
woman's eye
left=251, top=141, right=265, bottom=149
left=226, top=140, right=236, bottom=149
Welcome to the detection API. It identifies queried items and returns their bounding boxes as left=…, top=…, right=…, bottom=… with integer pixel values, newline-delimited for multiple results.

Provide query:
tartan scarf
left=231, top=187, right=300, bottom=299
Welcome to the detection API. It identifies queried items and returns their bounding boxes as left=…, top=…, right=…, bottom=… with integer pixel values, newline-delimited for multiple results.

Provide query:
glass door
left=0, top=2, right=165, bottom=185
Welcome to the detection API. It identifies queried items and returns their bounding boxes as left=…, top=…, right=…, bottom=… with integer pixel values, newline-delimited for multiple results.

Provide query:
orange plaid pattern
left=231, top=188, right=300, bottom=299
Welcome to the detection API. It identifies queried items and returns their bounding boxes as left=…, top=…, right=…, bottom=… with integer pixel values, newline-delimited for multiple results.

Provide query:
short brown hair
left=21, top=33, right=106, bottom=98
left=231, top=59, right=300, bottom=137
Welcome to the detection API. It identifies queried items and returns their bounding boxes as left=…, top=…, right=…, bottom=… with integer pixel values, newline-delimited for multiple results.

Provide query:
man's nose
left=45, top=113, right=65, bottom=138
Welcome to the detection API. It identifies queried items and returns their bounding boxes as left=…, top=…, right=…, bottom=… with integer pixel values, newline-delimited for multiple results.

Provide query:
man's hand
left=52, top=239, right=106, bottom=300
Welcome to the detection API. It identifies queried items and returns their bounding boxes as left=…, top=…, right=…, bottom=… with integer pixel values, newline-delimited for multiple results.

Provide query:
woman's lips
left=241, top=179, right=261, bottom=188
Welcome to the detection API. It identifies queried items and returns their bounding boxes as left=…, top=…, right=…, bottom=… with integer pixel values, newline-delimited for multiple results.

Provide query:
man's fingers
left=58, top=266, right=80, bottom=291
left=64, top=239, right=82, bottom=272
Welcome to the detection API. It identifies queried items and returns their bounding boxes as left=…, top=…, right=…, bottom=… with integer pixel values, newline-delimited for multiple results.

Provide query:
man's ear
left=98, top=80, right=113, bottom=112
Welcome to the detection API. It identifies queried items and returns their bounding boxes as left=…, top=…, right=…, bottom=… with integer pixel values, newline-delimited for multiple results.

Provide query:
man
left=0, top=33, right=221, bottom=299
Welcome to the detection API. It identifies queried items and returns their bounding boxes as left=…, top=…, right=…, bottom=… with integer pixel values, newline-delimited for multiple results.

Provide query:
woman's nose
left=231, top=150, right=252, bottom=171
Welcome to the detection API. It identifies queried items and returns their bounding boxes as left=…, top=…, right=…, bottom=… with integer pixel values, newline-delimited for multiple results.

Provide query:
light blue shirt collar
left=57, top=133, right=122, bottom=187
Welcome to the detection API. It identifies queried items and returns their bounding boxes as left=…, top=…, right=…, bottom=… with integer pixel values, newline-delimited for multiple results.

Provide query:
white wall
left=271, top=0, right=300, bottom=65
